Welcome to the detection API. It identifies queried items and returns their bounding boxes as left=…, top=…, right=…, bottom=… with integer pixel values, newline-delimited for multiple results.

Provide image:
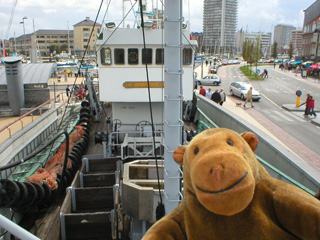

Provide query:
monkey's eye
left=194, top=147, right=199, bottom=154
left=227, top=140, right=234, bottom=146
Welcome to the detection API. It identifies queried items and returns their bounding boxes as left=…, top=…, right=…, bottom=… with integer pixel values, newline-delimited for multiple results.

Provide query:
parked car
left=208, top=65, right=218, bottom=74
left=229, top=82, right=261, bottom=101
left=197, top=75, right=221, bottom=86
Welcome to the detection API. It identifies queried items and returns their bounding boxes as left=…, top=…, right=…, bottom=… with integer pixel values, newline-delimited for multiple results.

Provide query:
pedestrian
left=243, top=87, right=253, bottom=108
left=303, top=93, right=311, bottom=116
left=308, top=96, right=317, bottom=117
left=66, top=85, right=70, bottom=97
left=67, top=68, right=71, bottom=77
left=264, top=69, right=268, bottom=78
left=211, top=89, right=221, bottom=104
left=199, top=85, right=206, bottom=96
left=206, top=88, right=213, bottom=99
left=219, top=88, right=226, bottom=106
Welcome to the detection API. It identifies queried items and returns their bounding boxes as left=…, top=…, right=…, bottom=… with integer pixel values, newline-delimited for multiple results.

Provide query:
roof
left=74, top=17, right=102, bottom=27
left=0, top=63, right=55, bottom=85
left=34, top=29, right=74, bottom=35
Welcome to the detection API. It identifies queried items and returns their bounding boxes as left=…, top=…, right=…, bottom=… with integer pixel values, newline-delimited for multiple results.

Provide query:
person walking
left=243, top=87, right=253, bottom=108
left=199, top=85, right=206, bottom=96
left=66, top=85, right=70, bottom=98
left=303, top=93, right=311, bottom=116
left=206, top=88, right=213, bottom=99
left=308, top=96, right=317, bottom=117
left=211, top=89, right=221, bottom=104
left=219, top=88, right=226, bottom=106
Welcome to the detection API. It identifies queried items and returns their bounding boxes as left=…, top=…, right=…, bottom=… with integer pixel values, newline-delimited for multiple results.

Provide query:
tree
left=288, top=42, right=294, bottom=60
left=271, top=41, right=278, bottom=59
left=49, top=43, right=55, bottom=54
left=242, top=39, right=253, bottom=66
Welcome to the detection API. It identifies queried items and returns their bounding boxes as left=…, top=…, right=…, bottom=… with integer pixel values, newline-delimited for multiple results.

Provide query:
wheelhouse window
left=101, top=48, right=112, bottom=65
left=128, top=48, right=139, bottom=64
left=156, top=48, right=164, bottom=64
left=142, top=48, right=152, bottom=64
left=183, top=48, right=193, bottom=65
left=115, top=48, right=125, bottom=64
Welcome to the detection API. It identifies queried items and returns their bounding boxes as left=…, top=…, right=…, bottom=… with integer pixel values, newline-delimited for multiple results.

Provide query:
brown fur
left=143, top=128, right=320, bottom=240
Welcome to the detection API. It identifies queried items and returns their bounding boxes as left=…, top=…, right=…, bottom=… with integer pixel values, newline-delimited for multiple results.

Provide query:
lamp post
left=19, top=16, right=27, bottom=56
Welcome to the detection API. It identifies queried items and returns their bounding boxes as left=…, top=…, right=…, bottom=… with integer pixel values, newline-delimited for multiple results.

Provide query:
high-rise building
left=202, top=0, right=238, bottom=55
left=291, top=28, right=303, bottom=56
left=236, top=30, right=272, bottom=56
left=273, top=24, right=295, bottom=53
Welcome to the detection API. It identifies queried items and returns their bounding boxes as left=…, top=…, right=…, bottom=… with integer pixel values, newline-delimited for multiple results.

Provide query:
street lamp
left=19, top=16, right=27, bottom=56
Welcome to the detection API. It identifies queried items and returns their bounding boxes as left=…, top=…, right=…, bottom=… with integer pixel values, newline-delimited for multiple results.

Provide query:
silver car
left=229, top=82, right=261, bottom=101
left=197, top=75, right=221, bottom=86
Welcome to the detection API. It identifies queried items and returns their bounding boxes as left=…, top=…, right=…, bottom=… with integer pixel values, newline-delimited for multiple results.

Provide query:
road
left=198, top=63, right=320, bottom=169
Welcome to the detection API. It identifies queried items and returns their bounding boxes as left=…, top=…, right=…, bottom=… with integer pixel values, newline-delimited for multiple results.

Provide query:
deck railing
left=0, top=93, right=77, bottom=144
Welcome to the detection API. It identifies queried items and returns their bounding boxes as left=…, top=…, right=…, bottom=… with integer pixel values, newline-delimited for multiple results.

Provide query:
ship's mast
left=163, top=0, right=183, bottom=213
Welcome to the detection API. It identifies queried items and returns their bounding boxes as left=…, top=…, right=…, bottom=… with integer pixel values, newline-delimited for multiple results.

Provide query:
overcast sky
left=0, top=0, right=317, bottom=39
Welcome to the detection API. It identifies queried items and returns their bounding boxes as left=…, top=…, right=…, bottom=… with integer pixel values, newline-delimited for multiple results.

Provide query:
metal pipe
left=0, top=214, right=40, bottom=240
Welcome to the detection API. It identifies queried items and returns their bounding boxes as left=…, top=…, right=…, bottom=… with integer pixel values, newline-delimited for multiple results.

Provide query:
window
left=128, top=48, right=139, bottom=64
left=101, top=48, right=112, bottom=65
left=156, top=48, right=164, bottom=64
left=142, top=48, right=152, bottom=64
left=115, top=48, right=125, bottom=64
left=83, top=33, right=90, bottom=37
left=183, top=48, right=193, bottom=65
left=84, top=39, right=89, bottom=42
left=83, top=28, right=90, bottom=31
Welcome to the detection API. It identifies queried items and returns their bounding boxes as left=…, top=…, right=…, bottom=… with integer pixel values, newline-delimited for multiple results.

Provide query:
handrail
left=0, top=93, right=68, bottom=138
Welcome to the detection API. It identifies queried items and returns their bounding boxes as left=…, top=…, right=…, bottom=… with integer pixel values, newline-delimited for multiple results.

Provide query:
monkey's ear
left=173, top=145, right=187, bottom=166
left=241, top=132, right=258, bottom=152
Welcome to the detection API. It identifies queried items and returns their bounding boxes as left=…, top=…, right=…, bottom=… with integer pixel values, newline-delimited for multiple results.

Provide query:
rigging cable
left=43, top=0, right=105, bottom=166
left=138, top=0, right=165, bottom=220
left=96, top=1, right=138, bottom=53
left=6, top=0, right=18, bottom=39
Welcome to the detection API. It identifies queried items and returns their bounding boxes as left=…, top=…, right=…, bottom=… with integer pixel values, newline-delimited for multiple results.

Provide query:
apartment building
left=302, top=0, right=320, bottom=60
left=236, top=30, right=272, bottom=56
left=203, top=0, right=238, bottom=54
left=273, top=24, right=295, bottom=53
left=291, top=28, right=303, bottom=56
left=73, top=17, right=102, bottom=56
left=6, top=17, right=101, bottom=58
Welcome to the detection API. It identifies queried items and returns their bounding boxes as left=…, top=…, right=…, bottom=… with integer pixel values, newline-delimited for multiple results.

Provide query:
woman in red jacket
left=308, top=96, right=317, bottom=117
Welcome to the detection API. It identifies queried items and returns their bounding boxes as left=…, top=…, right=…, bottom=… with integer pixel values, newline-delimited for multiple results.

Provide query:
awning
left=309, top=64, right=320, bottom=70
left=294, top=61, right=302, bottom=64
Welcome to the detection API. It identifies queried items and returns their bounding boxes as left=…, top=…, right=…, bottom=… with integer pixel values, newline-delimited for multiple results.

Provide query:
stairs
left=60, top=157, right=121, bottom=240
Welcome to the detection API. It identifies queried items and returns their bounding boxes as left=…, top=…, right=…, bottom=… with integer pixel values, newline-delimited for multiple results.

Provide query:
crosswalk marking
left=283, top=111, right=305, bottom=122
left=273, top=111, right=294, bottom=122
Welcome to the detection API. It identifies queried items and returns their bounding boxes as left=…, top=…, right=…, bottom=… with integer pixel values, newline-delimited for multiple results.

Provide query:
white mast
left=163, top=0, right=183, bottom=213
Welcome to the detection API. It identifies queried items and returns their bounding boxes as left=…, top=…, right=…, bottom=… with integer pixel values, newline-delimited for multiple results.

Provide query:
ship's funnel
left=4, top=57, right=25, bottom=116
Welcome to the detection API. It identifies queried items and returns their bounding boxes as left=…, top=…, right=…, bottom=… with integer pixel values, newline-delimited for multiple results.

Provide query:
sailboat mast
left=163, top=0, right=183, bottom=213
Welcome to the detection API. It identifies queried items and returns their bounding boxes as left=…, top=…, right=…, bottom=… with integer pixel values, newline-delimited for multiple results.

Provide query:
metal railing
left=0, top=93, right=74, bottom=144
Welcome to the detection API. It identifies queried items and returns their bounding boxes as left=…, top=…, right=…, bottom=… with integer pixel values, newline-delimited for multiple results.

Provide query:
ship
left=0, top=0, right=319, bottom=239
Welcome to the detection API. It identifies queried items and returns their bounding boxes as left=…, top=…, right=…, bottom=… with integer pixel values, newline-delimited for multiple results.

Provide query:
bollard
left=296, top=90, right=302, bottom=107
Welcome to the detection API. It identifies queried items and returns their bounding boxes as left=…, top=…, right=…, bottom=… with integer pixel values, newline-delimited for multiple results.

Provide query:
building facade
left=302, top=0, right=320, bottom=60
left=73, top=17, right=101, bottom=56
left=236, top=30, right=272, bottom=56
left=203, top=0, right=238, bottom=55
left=291, top=28, right=303, bottom=56
left=5, top=17, right=100, bottom=59
left=273, top=24, right=295, bottom=54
